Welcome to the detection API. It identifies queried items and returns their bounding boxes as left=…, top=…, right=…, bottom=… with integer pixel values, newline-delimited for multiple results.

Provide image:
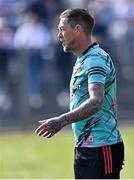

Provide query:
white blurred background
left=0, top=0, right=133, bottom=129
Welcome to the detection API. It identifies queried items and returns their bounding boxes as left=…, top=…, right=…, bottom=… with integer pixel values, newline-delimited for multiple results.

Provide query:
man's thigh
left=74, top=147, right=103, bottom=179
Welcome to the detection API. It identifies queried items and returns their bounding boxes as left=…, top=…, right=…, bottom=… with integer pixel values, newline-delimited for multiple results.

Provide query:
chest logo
left=74, top=68, right=82, bottom=75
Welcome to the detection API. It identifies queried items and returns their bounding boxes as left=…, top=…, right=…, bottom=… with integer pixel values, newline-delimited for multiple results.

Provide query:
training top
left=70, top=42, right=122, bottom=148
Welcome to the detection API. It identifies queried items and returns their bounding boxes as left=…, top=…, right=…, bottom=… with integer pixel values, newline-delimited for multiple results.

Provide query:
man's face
left=58, top=18, right=76, bottom=53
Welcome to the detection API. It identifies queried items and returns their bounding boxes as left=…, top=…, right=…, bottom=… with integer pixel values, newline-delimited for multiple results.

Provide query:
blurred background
left=0, top=0, right=134, bottom=179
left=0, top=0, right=133, bottom=127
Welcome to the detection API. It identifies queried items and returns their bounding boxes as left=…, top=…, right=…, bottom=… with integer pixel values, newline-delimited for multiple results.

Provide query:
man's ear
left=75, top=24, right=81, bottom=34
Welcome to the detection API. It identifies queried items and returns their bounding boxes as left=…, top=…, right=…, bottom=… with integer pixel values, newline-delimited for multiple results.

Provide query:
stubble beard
left=63, top=39, right=75, bottom=53
left=63, top=46, right=71, bottom=52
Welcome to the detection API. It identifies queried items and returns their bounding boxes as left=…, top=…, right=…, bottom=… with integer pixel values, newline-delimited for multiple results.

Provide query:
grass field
left=0, top=127, right=134, bottom=179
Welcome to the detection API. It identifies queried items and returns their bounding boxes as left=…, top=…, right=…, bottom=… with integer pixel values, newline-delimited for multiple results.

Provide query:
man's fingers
left=35, top=119, right=57, bottom=138
left=47, top=132, right=54, bottom=138
left=35, top=124, right=45, bottom=134
left=42, top=131, right=50, bottom=137
left=38, top=120, right=47, bottom=124
left=37, top=129, right=52, bottom=138
left=35, top=121, right=48, bottom=134
left=37, top=129, right=46, bottom=136
left=35, top=126, right=41, bottom=134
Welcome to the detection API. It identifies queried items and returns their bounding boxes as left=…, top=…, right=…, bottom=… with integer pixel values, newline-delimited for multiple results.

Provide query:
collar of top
left=79, top=42, right=99, bottom=59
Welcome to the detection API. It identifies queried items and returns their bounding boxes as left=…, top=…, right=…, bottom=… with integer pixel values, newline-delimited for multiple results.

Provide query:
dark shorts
left=74, top=142, right=124, bottom=179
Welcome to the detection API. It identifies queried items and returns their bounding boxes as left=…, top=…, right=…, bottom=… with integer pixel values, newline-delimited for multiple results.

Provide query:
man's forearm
left=60, top=83, right=104, bottom=127
left=60, top=97, right=102, bottom=127
left=35, top=97, right=102, bottom=138
left=35, top=84, right=104, bottom=138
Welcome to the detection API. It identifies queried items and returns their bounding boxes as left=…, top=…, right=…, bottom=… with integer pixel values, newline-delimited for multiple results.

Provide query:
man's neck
left=73, top=36, right=93, bottom=56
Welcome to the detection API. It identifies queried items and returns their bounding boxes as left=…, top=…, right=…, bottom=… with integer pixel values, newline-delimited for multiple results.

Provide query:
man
left=35, top=8, right=124, bottom=179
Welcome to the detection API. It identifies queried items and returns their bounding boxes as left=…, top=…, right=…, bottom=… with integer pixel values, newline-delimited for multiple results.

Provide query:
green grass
left=120, top=127, right=134, bottom=179
left=0, top=127, right=134, bottom=179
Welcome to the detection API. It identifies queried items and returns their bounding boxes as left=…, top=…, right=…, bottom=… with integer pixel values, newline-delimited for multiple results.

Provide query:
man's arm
left=35, top=82, right=104, bottom=138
